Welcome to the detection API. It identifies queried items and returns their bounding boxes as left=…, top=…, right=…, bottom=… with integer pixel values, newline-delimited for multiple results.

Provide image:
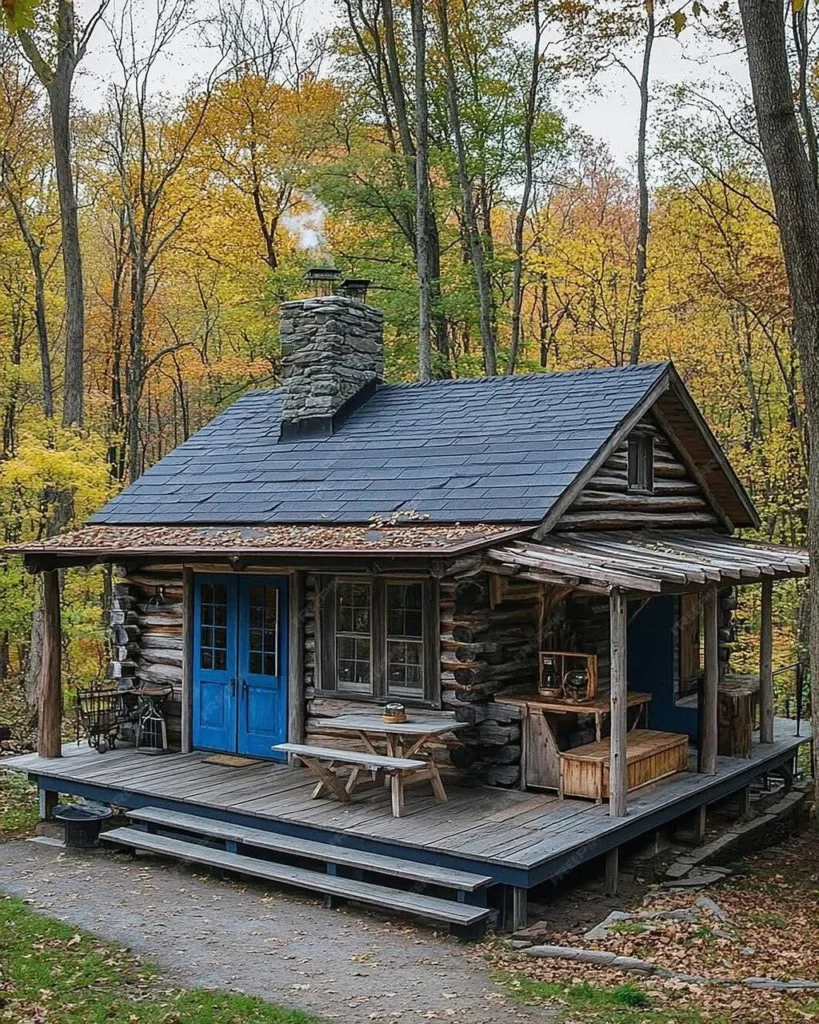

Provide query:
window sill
left=313, top=689, right=442, bottom=711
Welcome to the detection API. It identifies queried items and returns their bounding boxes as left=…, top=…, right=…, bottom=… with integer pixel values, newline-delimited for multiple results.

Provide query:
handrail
left=772, top=661, right=806, bottom=737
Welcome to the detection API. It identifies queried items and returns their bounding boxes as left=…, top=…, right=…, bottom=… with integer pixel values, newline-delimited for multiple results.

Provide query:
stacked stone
left=280, top=296, right=384, bottom=427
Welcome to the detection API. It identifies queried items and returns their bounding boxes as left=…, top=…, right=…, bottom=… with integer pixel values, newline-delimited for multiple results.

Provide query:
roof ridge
left=242, top=361, right=671, bottom=397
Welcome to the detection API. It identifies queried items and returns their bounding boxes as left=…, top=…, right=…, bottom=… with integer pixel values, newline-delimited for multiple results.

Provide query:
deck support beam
left=604, top=848, right=619, bottom=895
left=609, top=587, right=628, bottom=817
left=759, top=578, right=774, bottom=744
left=37, top=569, right=62, bottom=759
left=699, top=585, right=719, bottom=775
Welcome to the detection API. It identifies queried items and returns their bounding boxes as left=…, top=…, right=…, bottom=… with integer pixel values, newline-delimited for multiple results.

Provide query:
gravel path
left=0, top=840, right=553, bottom=1023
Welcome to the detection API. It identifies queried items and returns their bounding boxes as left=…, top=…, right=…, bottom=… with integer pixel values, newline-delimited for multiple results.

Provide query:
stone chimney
left=279, top=293, right=384, bottom=440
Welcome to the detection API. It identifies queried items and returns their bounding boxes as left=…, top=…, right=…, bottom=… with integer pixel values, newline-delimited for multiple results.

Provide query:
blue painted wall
left=627, top=596, right=699, bottom=739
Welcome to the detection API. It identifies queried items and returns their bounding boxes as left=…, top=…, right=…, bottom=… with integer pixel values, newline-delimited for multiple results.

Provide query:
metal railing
left=772, top=661, right=808, bottom=737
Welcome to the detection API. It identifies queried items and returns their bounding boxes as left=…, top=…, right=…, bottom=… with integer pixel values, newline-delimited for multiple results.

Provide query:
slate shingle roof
left=91, top=362, right=671, bottom=527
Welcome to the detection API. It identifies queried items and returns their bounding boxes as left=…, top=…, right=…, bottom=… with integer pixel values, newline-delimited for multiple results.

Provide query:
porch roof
left=8, top=521, right=531, bottom=565
left=486, top=531, right=809, bottom=594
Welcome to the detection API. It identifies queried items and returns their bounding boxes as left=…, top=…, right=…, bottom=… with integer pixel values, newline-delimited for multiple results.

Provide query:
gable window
left=628, top=433, right=654, bottom=492
left=318, top=575, right=439, bottom=705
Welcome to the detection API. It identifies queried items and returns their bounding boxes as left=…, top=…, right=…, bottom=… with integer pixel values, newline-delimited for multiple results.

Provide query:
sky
left=73, top=0, right=751, bottom=171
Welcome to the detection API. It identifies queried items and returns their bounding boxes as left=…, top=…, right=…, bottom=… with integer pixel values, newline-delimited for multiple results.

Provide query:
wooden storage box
left=559, top=729, right=689, bottom=804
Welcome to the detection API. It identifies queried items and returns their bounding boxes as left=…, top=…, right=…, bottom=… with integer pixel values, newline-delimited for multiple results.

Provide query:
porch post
left=700, top=585, right=719, bottom=775
left=759, top=578, right=774, bottom=744
left=609, top=586, right=628, bottom=818
left=37, top=569, right=62, bottom=758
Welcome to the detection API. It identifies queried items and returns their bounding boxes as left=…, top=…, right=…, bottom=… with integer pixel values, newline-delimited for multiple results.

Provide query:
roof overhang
left=7, top=522, right=534, bottom=572
left=486, top=531, right=809, bottom=596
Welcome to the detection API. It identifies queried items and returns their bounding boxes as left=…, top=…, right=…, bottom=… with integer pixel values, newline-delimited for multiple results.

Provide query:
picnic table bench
left=274, top=742, right=427, bottom=817
left=275, top=714, right=467, bottom=817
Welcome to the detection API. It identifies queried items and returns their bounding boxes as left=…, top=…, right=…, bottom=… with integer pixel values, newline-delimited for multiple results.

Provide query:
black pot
left=53, top=803, right=112, bottom=848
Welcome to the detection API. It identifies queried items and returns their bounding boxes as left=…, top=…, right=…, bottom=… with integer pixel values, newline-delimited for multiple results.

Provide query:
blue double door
left=192, top=574, right=289, bottom=760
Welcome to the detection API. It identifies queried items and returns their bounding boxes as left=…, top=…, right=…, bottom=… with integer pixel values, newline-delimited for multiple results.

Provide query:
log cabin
left=5, top=281, right=810, bottom=937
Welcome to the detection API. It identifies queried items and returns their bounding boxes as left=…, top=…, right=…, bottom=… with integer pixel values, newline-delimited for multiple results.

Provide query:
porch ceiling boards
left=487, top=530, right=809, bottom=595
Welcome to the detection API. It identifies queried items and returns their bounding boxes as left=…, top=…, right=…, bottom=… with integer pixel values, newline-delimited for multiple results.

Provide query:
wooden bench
left=273, top=742, right=427, bottom=817
left=559, top=729, right=689, bottom=804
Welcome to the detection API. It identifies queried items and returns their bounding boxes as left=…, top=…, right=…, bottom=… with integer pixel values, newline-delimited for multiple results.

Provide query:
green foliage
left=1, top=0, right=39, bottom=33
left=0, top=896, right=318, bottom=1023
left=0, top=771, right=38, bottom=839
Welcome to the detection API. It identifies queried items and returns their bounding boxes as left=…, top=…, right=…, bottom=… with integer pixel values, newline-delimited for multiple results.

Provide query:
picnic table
left=275, top=713, right=467, bottom=817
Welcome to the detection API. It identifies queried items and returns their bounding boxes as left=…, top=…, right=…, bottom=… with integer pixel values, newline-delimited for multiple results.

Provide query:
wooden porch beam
left=759, top=577, right=774, bottom=744
left=609, top=587, right=628, bottom=817
left=37, top=569, right=62, bottom=758
left=699, top=585, right=719, bottom=775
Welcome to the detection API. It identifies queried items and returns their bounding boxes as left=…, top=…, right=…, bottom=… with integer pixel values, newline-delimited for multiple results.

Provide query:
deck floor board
left=4, top=718, right=807, bottom=876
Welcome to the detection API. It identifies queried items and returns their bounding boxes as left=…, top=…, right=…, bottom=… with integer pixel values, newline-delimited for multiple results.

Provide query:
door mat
left=202, top=754, right=260, bottom=767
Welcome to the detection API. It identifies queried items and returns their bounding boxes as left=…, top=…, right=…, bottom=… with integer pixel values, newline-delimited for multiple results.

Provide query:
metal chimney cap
left=305, top=266, right=342, bottom=282
left=340, top=278, right=372, bottom=302
left=305, top=266, right=342, bottom=297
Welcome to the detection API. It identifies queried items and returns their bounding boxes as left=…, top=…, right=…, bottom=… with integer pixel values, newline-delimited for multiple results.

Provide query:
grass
left=747, top=911, right=786, bottom=929
left=608, top=921, right=648, bottom=936
left=0, top=896, right=318, bottom=1024
left=497, top=971, right=718, bottom=1023
left=0, top=770, right=39, bottom=839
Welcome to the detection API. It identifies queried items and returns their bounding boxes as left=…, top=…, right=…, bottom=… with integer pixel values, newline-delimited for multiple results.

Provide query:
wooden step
left=101, top=827, right=491, bottom=928
left=127, top=806, right=491, bottom=891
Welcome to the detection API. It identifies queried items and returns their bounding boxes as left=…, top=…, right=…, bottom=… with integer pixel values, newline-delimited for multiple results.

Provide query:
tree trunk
left=127, top=250, right=147, bottom=483
left=628, top=0, right=655, bottom=365
left=507, top=0, right=542, bottom=374
left=1, top=175, right=54, bottom=418
left=739, top=0, right=819, bottom=807
left=49, top=3, right=84, bottom=427
left=436, top=0, right=496, bottom=375
left=412, top=0, right=433, bottom=380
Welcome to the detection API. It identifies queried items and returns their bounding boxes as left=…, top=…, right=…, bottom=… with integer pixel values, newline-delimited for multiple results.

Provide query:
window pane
left=199, top=582, right=229, bottom=671
left=387, top=638, right=423, bottom=695
left=247, top=585, right=278, bottom=676
left=386, top=583, right=424, bottom=638
left=337, top=582, right=371, bottom=634
left=333, top=580, right=372, bottom=694
left=336, top=635, right=371, bottom=691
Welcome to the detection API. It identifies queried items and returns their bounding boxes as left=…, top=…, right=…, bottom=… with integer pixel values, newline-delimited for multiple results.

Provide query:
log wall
left=108, top=566, right=185, bottom=746
left=108, top=563, right=540, bottom=789
left=558, top=413, right=721, bottom=531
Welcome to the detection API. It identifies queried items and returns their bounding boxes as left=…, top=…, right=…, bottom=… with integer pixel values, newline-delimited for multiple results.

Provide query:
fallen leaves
left=489, top=826, right=819, bottom=1023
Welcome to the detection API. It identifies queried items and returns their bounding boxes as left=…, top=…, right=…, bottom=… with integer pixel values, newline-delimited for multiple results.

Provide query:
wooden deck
left=4, top=717, right=807, bottom=888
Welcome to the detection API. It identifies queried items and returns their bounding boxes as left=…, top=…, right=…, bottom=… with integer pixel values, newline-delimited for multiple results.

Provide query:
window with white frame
left=317, top=575, right=438, bottom=705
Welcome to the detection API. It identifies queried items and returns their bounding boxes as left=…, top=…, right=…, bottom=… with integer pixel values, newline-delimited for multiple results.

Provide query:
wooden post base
left=498, top=885, right=528, bottom=932
left=39, top=788, right=58, bottom=821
